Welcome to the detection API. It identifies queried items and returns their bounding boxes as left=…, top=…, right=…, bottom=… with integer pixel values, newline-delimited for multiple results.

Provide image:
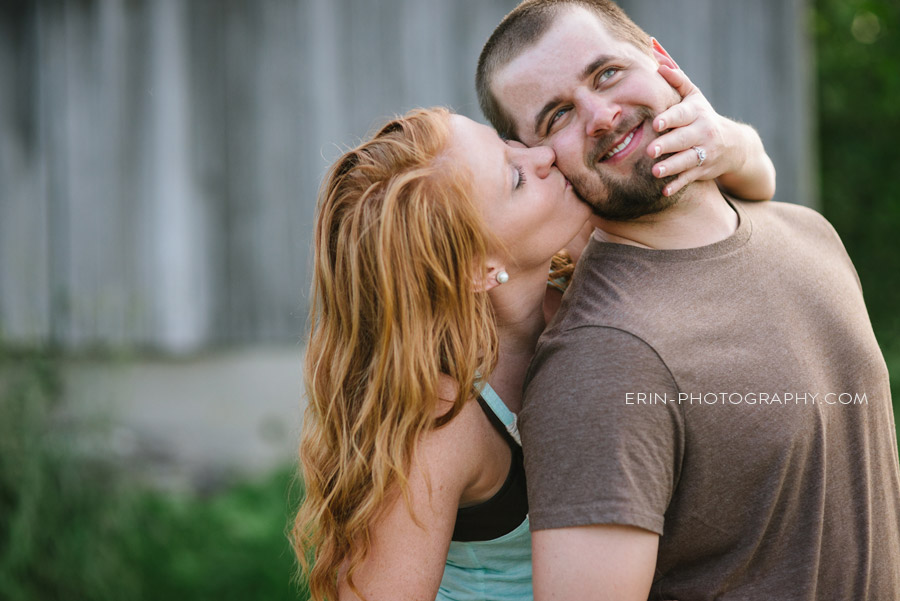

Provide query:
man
left=477, top=1, right=900, bottom=599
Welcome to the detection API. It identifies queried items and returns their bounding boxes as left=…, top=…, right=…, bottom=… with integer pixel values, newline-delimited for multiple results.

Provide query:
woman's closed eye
left=514, top=165, right=527, bottom=189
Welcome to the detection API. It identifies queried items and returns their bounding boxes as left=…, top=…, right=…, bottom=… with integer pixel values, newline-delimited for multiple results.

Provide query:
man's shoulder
left=529, top=322, right=671, bottom=387
left=540, top=297, right=648, bottom=357
left=737, top=199, right=849, bottom=259
left=546, top=241, right=662, bottom=334
left=738, top=198, right=834, bottom=232
left=538, top=323, right=652, bottom=352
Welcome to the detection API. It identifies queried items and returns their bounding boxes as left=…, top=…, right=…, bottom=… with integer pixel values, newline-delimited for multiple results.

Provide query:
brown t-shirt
left=521, top=199, right=900, bottom=600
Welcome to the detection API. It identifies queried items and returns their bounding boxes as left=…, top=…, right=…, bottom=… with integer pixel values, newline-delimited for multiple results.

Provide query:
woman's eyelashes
left=514, top=165, right=527, bottom=189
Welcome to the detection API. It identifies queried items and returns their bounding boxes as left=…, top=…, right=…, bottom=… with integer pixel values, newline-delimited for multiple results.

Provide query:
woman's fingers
left=661, top=168, right=698, bottom=198
left=653, top=66, right=701, bottom=133
left=657, top=64, right=694, bottom=99
left=654, top=100, right=696, bottom=135
left=649, top=62, right=738, bottom=189
left=650, top=117, right=715, bottom=161
left=653, top=147, right=711, bottom=181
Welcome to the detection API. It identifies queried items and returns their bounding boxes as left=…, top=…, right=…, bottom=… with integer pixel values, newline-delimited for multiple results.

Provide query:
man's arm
left=521, top=327, right=683, bottom=598
left=533, top=525, right=659, bottom=601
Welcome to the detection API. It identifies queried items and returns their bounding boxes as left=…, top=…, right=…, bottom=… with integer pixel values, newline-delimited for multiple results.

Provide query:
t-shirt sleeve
left=520, top=326, right=684, bottom=535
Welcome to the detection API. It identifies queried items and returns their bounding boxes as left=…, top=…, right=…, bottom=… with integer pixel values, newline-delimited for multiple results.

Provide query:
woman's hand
left=649, top=64, right=776, bottom=201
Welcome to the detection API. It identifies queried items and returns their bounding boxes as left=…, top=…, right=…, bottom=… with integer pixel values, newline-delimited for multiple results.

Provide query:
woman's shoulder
left=424, top=380, right=509, bottom=498
left=336, top=394, right=486, bottom=601
left=425, top=390, right=490, bottom=465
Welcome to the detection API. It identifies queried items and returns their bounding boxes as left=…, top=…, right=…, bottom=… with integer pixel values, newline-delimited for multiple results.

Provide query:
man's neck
left=591, top=181, right=738, bottom=250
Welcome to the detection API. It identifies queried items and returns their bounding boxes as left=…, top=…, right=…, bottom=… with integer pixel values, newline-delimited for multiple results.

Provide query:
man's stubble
left=570, top=102, right=684, bottom=222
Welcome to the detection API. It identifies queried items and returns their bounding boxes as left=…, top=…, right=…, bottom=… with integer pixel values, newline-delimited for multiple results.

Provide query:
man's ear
left=473, top=265, right=506, bottom=293
left=650, top=37, right=679, bottom=70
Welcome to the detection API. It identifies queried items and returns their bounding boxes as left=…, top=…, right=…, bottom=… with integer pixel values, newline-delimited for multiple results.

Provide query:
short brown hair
left=476, top=0, right=652, bottom=140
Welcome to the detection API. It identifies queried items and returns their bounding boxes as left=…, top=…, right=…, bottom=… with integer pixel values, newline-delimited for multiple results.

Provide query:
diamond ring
left=692, top=146, right=707, bottom=167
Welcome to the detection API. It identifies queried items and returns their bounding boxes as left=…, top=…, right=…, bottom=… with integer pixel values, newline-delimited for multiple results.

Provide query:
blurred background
left=1, top=0, right=897, bottom=599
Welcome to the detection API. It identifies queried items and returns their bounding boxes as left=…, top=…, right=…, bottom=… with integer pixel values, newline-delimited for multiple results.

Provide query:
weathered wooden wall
left=0, top=0, right=813, bottom=352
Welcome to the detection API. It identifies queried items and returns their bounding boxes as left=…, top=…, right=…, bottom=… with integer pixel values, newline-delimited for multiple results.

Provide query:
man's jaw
left=568, top=114, right=678, bottom=222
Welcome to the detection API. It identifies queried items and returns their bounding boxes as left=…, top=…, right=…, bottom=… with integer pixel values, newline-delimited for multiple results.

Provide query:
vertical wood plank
left=0, top=2, right=50, bottom=343
left=0, top=0, right=814, bottom=350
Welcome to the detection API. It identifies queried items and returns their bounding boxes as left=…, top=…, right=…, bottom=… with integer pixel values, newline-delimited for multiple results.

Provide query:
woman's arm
left=336, top=402, right=480, bottom=601
left=649, top=64, right=776, bottom=201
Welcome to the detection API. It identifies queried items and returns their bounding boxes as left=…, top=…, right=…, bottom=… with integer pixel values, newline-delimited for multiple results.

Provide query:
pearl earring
left=496, top=271, right=509, bottom=284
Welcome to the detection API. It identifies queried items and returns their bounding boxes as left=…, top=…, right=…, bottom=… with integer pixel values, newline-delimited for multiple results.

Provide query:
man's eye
left=548, top=107, right=569, bottom=131
left=597, top=67, right=619, bottom=85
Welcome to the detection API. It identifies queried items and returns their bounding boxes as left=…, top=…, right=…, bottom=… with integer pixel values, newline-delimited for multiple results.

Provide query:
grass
left=0, top=348, right=308, bottom=601
left=123, top=468, right=307, bottom=601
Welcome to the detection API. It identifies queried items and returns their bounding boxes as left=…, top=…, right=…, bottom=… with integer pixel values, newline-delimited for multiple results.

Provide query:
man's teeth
left=604, top=130, right=635, bottom=160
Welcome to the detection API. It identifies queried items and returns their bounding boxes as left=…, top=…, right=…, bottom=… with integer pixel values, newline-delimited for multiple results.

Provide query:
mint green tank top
left=436, top=383, right=533, bottom=601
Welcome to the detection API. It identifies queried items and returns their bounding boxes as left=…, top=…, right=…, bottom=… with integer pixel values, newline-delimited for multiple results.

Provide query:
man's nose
left=576, top=90, right=619, bottom=137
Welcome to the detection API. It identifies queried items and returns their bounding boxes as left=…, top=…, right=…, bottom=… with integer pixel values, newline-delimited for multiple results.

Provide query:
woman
left=293, top=67, right=774, bottom=601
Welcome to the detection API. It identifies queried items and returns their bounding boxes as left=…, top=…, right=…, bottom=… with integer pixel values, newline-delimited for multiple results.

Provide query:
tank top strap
left=478, top=382, right=521, bottom=446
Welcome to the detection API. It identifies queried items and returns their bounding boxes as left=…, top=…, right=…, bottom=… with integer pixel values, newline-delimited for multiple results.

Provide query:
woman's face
left=447, top=115, right=591, bottom=274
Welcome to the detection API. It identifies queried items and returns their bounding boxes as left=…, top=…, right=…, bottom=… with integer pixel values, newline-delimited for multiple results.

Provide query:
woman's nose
left=530, top=145, right=557, bottom=179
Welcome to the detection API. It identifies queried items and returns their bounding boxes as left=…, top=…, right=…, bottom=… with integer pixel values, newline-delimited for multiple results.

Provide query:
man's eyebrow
left=580, top=54, right=615, bottom=81
left=531, top=54, right=616, bottom=137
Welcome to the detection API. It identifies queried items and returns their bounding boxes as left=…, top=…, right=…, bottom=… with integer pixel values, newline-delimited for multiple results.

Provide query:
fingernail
left=664, top=185, right=671, bottom=196
left=653, top=145, right=661, bottom=158
left=656, top=119, right=665, bottom=131
left=657, top=165, right=666, bottom=177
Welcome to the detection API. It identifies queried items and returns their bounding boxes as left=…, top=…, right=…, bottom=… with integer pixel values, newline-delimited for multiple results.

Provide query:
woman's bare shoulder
left=335, top=391, right=486, bottom=600
left=421, top=390, right=488, bottom=480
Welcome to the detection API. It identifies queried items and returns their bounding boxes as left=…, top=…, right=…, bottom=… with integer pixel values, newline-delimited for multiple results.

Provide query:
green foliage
left=0, top=349, right=137, bottom=601
left=813, top=0, right=900, bottom=357
left=0, top=347, right=308, bottom=601
left=122, top=471, right=307, bottom=601
left=888, top=350, right=900, bottom=436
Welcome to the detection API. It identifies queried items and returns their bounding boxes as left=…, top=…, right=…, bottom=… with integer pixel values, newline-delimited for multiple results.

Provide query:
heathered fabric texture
left=521, top=199, right=900, bottom=600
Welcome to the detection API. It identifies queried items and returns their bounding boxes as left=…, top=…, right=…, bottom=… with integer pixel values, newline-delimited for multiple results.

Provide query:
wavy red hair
left=292, top=108, right=500, bottom=601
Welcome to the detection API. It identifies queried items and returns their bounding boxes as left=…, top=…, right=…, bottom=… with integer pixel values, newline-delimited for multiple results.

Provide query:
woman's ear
left=473, top=265, right=507, bottom=293
left=650, top=37, right=679, bottom=70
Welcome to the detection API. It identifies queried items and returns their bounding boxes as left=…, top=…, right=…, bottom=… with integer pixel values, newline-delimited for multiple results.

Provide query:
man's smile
left=597, top=122, right=644, bottom=165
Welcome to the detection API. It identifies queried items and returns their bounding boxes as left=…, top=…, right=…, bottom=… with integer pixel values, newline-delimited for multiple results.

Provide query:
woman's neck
left=487, top=268, right=548, bottom=413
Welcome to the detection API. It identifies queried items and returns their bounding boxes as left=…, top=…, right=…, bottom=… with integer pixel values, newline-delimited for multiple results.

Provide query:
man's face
left=492, top=6, right=682, bottom=221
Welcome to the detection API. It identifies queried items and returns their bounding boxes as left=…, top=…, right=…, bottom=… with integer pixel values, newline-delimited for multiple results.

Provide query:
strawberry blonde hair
left=292, top=108, right=500, bottom=601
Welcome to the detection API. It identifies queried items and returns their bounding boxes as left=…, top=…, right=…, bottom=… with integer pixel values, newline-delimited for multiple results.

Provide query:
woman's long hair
left=292, top=108, right=500, bottom=601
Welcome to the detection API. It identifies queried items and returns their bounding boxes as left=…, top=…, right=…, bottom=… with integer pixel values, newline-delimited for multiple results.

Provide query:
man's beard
left=570, top=105, right=681, bottom=222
